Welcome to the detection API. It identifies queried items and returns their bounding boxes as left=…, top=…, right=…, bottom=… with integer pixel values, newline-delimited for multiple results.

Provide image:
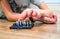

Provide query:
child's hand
left=40, top=10, right=57, bottom=23
left=31, top=9, right=42, bottom=21
left=31, top=9, right=57, bottom=23
left=18, top=9, right=33, bottom=21
left=18, top=9, right=42, bottom=21
left=42, top=13, right=57, bottom=23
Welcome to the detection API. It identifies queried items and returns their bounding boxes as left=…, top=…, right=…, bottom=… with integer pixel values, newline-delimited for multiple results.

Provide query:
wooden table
left=0, top=4, right=60, bottom=39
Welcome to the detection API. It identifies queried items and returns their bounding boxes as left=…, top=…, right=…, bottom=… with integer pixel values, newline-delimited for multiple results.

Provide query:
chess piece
left=10, top=17, right=34, bottom=29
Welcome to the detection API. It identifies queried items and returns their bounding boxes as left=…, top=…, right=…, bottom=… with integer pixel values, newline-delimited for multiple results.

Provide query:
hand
left=41, top=11, right=57, bottom=23
left=18, top=9, right=42, bottom=21
left=32, top=9, right=42, bottom=21
left=42, top=9, right=53, bottom=18
left=18, top=9, right=33, bottom=21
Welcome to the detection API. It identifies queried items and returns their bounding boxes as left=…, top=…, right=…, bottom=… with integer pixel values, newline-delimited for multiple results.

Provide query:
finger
left=32, top=17, right=38, bottom=21
left=53, top=14, right=57, bottom=20
left=43, top=14, right=57, bottom=23
left=32, top=9, right=37, bottom=17
left=43, top=17, right=52, bottom=23
left=18, top=14, right=26, bottom=21
left=32, top=17, right=41, bottom=21
left=18, top=15, right=23, bottom=21
left=51, top=14, right=57, bottom=23
left=43, top=17, right=54, bottom=23
left=18, top=10, right=28, bottom=21
left=27, top=9, right=33, bottom=17
left=24, top=17, right=30, bottom=22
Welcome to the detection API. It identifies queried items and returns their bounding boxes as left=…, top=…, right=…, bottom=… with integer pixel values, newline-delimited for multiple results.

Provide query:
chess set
left=10, top=17, right=34, bottom=29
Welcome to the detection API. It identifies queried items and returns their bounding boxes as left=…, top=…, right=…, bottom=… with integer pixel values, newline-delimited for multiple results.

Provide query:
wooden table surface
left=0, top=4, right=60, bottom=39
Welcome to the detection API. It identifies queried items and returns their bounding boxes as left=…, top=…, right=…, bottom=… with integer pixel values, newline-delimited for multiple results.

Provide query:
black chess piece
left=10, top=18, right=34, bottom=29
left=29, top=17, right=35, bottom=23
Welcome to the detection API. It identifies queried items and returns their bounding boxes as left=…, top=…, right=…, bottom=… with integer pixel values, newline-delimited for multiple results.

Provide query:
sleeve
left=30, top=0, right=44, bottom=6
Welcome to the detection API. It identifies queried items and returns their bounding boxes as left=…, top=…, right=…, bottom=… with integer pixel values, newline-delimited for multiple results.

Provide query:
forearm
left=8, top=13, right=21, bottom=21
left=1, top=0, right=13, bottom=13
left=1, top=0, right=20, bottom=21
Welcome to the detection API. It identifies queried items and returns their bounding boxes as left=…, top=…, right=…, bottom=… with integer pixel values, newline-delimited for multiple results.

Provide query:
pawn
left=10, top=22, right=19, bottom=29
left=10, top=21, right=22, bottom=29
left=10, top=17, right=34, bottom=29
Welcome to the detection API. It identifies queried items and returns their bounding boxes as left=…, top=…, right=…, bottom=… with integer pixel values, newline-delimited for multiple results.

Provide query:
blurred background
left=43, top=0, right=60, bottom=4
